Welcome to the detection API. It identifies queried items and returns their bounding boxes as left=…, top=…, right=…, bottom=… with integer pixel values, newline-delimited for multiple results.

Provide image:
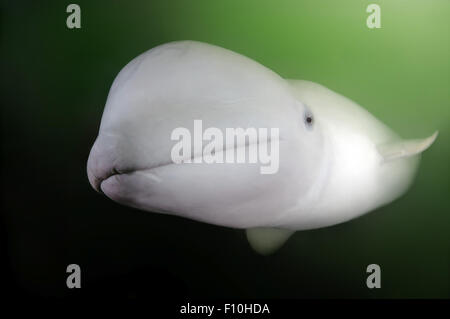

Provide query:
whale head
left=87, top=41, right=327, bottom=229
left=87, top=41, right=437, bottom=254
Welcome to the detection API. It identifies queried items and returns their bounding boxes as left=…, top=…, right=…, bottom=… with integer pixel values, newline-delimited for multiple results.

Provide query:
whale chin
left=98, top=168, right=163, bottom=212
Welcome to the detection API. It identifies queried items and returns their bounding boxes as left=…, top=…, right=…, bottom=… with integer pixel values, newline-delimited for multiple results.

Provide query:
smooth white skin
left=285, top=80, right=421, bottom=230
left=87, top=41, right=324, bottom=229
left=87, top=41, right=434, bottom=232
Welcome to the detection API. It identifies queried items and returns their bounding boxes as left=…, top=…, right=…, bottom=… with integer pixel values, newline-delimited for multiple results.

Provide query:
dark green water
left=2, top=0, right=449, bottom=298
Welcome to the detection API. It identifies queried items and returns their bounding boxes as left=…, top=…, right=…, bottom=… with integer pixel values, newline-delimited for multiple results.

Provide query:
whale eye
left=304, top=109, right=314, bottom=129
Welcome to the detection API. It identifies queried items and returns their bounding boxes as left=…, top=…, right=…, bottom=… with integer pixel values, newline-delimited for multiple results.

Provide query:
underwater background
left=2, top=0, right=449, bottom=298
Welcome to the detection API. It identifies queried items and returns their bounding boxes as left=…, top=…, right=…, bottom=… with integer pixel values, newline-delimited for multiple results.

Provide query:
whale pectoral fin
left=377, top=131, right=438, bottom=162
left=246, top=227, right=295, bottom=255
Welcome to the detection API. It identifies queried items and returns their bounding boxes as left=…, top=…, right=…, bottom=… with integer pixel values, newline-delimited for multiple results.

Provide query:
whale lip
left=87, top=137, right=279, bottom=194
left=87, top=161, right=172, bottom=194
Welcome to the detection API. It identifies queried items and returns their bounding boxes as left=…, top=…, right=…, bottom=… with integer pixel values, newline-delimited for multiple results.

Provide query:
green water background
left=2, top=0, right=449, bottom=298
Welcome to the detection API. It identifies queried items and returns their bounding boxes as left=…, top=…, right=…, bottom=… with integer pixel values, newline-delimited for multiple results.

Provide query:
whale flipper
left=246, top=227, right=294, bottom=255
left=377, top=131, right=438, bottom=162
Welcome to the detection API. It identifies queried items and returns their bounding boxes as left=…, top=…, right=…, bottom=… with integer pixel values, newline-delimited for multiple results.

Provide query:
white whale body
left=87, top=41, right=437, bottom=254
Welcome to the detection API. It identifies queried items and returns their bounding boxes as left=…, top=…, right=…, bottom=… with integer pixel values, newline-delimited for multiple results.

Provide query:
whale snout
left=87, top=133, right=126, bottom=194
left=87, top=130, right=176, bottom=207
left=87, top=138, right=109, bottom=193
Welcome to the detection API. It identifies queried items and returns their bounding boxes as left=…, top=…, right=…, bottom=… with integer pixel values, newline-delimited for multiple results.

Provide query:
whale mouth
left=90, top=162, right=173, bottom=194
left=88, top=137, right=278, bottom=194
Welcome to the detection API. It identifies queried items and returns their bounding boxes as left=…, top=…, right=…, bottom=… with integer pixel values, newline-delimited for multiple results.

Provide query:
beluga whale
left=87, top=40, right=437, bottom=255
